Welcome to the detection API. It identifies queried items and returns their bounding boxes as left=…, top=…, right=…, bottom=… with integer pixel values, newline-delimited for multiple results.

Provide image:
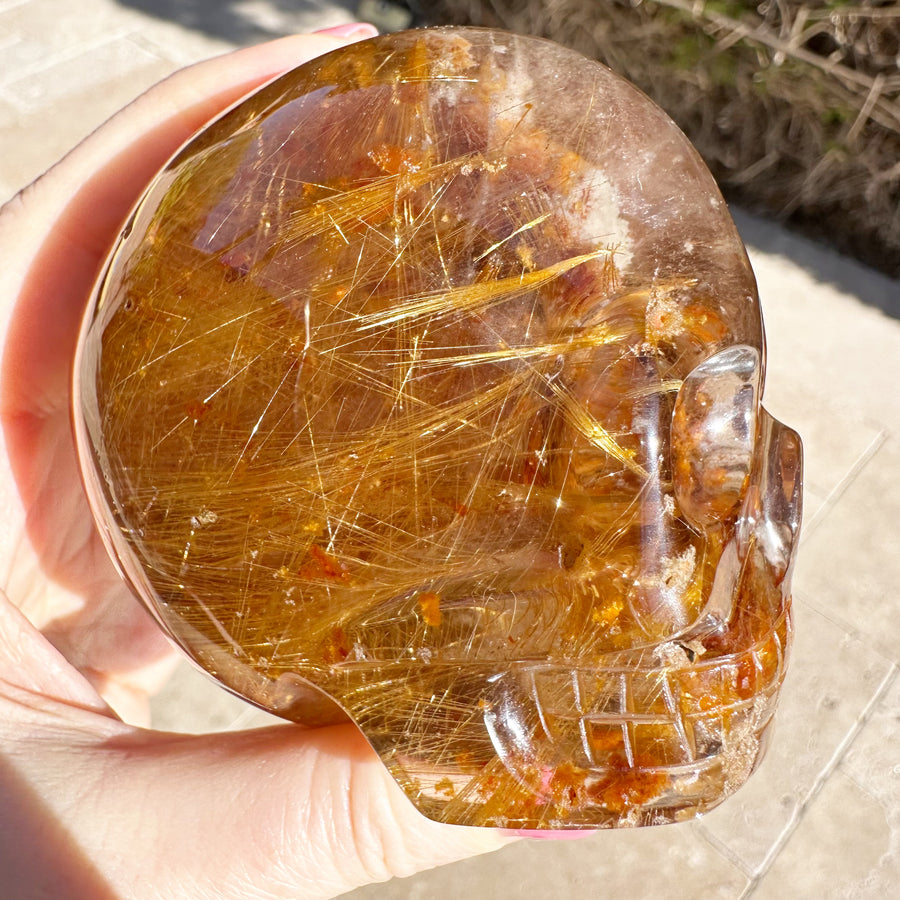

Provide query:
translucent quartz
left=74, top=28, right=803, bottom=829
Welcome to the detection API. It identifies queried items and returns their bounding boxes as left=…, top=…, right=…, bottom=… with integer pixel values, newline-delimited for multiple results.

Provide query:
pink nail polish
left=312, top=23, right=379, bottom=39
left=501, top=829, right=595, bottom=841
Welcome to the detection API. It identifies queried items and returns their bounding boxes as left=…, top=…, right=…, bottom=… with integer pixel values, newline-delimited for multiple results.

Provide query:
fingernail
left=313, top=23, right=379, bottom=40
left=501, top=828, right=595, bottom=841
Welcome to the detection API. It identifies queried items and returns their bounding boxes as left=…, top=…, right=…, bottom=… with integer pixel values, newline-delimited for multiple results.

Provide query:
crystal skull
left=73, top=28, right=803, bottom=829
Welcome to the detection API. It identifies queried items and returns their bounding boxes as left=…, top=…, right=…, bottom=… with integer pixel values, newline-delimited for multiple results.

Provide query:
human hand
left=0, top=28, right=511, bottom=899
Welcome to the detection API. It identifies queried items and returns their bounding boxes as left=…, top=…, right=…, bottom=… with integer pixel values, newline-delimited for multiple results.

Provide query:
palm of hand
left=3, top=278, right=173, bottom=719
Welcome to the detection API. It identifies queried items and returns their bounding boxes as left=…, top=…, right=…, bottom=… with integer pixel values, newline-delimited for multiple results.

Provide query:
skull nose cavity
left=671, top=345, right=761, bottom=531
left=747, top=410, right=803, bottom=581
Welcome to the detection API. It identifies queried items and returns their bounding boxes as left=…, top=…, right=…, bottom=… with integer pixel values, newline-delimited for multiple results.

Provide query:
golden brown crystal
left=74, top=28, right=803, bottom=829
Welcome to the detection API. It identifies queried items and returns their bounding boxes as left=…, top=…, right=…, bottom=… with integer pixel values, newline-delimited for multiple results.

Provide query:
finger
left=12, top=29, right=375, bottom=269
left=0, top=590, right=112, bottom=717
left=7, top=716, right=511, bottom=900
left=1, top=27, right=378, bottom=411
left=1, top=590, right=508, bottom=897
left=108, top=724, right=511, bottom=899
left=1, top=590, right=509, bottom=898
left=0, top=29, right=375, bottom=712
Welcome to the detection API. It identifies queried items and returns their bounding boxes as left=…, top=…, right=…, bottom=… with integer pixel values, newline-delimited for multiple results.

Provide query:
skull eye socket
left=671, top=345, right=761, bottom=531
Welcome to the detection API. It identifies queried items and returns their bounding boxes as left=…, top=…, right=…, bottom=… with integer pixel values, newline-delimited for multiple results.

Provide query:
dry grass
left=419, top=0, right=900, bottom=277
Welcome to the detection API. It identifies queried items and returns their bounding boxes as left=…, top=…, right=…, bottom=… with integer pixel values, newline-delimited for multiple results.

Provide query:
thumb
left=0, top=593, right=509, bottom=900
left=96, top=723, right=511, bottom=900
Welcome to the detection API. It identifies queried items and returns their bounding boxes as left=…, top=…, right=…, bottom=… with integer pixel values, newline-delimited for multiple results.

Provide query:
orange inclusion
left=418, top=591, right=442, bottom=627
left=589, top=724, right=626, bottom=752
left=434, top=777, right=456, bottom=797
left=683, top=301, right=729, bottom=343
left=300, top=545, right=349, bottom=582
left=369, top=144, right=422, bottom=176
left=587, top=754, right=668, bottom=815
left=545, top=762, right=589, bottom=807
left=185, top=399, right=211, bottom=422
left=323, top=626, right=351, bottom=664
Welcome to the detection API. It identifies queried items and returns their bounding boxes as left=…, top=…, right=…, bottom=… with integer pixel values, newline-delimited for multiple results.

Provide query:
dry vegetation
left=419, top=0, right=900, bottom=277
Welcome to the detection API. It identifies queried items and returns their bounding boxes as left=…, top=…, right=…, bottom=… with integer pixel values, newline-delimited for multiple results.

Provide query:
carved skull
left=74, top=28, right=803, bottom=829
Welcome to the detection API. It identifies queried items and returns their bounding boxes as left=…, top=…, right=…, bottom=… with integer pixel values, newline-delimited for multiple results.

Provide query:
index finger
left=0, top=30, right=375, bottom=607
left=0, top=29, right=376, bottom=412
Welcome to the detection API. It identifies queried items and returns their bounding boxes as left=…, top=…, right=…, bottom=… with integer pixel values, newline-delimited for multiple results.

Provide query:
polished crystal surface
left=74, top=28, right=802, bottom=829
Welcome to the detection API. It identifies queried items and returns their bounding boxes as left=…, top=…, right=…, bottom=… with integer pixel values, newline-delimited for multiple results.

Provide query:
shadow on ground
left=116, top=0, right=361, bottom=44
left=734, top=209, right=900, bottom=321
